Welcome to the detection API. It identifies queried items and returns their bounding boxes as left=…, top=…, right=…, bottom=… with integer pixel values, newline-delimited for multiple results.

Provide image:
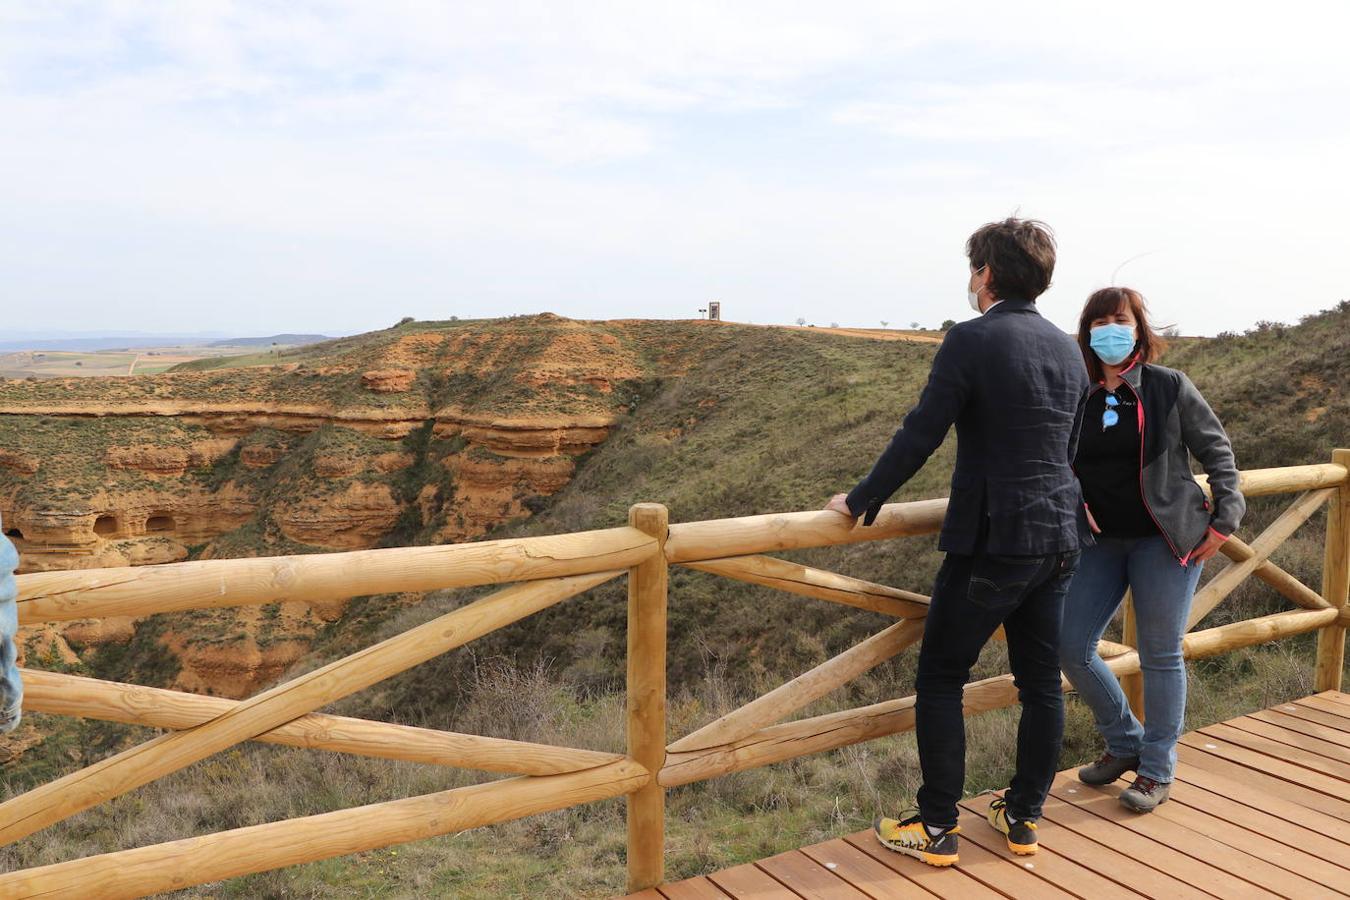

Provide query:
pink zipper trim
left=1118, top=375, right=1186, bottom=564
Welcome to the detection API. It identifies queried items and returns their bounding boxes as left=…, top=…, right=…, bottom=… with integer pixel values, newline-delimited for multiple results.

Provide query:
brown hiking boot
left=1078, top=750, right=1140, bottom=786
left=1120, top=775, right=1170, bottom=812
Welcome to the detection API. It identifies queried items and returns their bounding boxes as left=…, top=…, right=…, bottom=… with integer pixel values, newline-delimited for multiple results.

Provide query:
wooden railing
left=0, top=451, right=1346, bottom=898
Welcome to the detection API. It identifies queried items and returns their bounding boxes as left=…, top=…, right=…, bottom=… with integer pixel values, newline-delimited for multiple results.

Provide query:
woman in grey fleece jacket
left=1059, top=287, right=1245, bottom=814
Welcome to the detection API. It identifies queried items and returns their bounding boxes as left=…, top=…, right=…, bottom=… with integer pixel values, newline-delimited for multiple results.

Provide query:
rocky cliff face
left=1, top=314, right=700, bottom=699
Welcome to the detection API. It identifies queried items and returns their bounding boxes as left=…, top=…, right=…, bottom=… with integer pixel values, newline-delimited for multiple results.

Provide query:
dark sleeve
left=845, top=327, right=973, bottom=525
left=1067, top=379, right=1089, bottom=467
left=1177, top=373, right=1246, bottom=536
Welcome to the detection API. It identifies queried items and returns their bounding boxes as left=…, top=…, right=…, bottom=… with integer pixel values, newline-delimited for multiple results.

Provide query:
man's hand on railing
left=824, top=493, right=857, bottom=522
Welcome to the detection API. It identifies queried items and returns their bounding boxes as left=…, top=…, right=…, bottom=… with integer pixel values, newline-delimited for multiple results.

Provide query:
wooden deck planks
left=1164, top=776, right=1350, bottom=892
left=755, top=851, right=870, bottom=899
left=797, top=839, right=940, bottom=899
left=959, top=793, right=1166, bottom=899
left=706, top=862, right=804, bottom=898
left=627, top=695, right=1350, bottom=899
left=656, top=877, right=734, bottom=899
left=842, top=832, right=1004, bottom=899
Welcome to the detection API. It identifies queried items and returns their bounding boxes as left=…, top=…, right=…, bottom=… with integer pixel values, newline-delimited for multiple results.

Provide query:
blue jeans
left=915, top=546, right=1080, bottom=827
left=1058, top=535, right=1202, bottom=782
left=0, top=531, right=20, bottom=733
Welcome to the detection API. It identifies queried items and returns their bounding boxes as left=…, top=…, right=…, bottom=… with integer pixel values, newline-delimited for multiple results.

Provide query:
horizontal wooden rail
left=682, top=554, right=928, bottom=618
left=664, top=499, right=947, bottom=563
left=0, top=571, right=619, bottom=847
left=1182, top=607, right=1338, bottom=658
left=0, top=758, right=649, bottom=900
left=1195, top=462, right=1347, bottom=498
left=662, top=464, right=1346, bottom=567
left=15, top=527, right=654, bottom=624
left=1096, top=639, right=1135, bottom=657
left=19, top=668, right=622, bottom=776
left=1, top=456, right=1344, bottom=896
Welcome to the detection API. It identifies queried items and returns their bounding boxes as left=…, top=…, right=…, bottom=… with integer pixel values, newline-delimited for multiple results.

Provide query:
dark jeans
left=914, top=546, right=1080, bottom=827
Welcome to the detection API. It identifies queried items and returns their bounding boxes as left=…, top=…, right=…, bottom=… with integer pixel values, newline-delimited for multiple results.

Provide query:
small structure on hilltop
left=707, top=301, right=721, bottom=321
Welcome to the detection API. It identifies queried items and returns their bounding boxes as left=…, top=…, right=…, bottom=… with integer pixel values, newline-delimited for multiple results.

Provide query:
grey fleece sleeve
left=1177, top=373, right=1245, bottom=536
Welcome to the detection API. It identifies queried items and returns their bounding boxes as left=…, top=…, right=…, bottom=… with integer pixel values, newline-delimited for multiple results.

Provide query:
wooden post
left=1120, top=591, right=1145, bottom=721
left=626, top=503, right=669, bottom=893
left=1315, top=449, right=1350, bottom=691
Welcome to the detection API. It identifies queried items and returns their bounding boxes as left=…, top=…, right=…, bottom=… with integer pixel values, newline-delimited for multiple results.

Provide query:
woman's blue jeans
left=1059, top=535, right=1203, bottom=783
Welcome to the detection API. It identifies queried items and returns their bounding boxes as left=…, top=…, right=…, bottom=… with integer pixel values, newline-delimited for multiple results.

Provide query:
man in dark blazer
left=826, top=218, right=1089, bottom=866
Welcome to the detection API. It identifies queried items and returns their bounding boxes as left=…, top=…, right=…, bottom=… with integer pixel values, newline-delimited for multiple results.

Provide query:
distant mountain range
left=205, top=334, right=330, bottom=348
left=0, top=333, right=331, bottom=352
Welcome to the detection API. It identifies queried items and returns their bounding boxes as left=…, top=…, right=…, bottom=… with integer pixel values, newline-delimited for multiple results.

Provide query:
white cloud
left=0, top=1, right=1348, bottom=335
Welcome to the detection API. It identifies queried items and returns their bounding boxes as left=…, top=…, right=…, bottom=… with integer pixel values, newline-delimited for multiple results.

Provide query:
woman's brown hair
left=1077, top=287, right=1168, bottom=383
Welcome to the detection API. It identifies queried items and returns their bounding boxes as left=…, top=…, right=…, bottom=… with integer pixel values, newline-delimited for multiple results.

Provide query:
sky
left=2, top=2, right=1348, bottom=338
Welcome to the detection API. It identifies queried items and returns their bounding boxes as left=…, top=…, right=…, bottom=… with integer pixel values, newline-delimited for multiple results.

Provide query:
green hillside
left=3, top=304, right=1347, bottom=897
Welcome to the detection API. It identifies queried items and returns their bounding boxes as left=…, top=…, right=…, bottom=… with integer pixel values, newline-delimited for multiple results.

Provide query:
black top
left=846, top=298, right=1091, bottom=556
left=1074, top=388, right=1158, bottom=538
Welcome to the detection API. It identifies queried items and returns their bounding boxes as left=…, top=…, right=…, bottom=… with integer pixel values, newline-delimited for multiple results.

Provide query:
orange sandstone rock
left=361, top=369, right=417, bottom=393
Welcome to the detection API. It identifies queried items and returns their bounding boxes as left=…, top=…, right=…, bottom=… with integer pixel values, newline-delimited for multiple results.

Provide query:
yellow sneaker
left=986, top=796, right=1037, bottom=855
left=873, top=811, right=960, bottom=866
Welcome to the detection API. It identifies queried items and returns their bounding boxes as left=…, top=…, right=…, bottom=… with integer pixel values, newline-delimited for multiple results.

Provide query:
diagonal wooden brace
left=682, top=554, right=928, bottom=618
left=668, top=617, right=926, bottom=752
left=1186, top=489, right=1333, bottom=630
left=19, top=668, right=623, bottom=776
left=0, top=570, right=619, bottom=847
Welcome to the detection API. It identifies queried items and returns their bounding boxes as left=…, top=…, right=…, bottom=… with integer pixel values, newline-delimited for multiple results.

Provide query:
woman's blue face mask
left=1089, top=323, right=1137, bottom=366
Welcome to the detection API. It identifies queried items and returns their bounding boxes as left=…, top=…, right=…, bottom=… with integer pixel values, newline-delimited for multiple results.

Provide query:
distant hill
left=0, top=333, right=329, bottom=352
left=205, top=334, right=330, bottom=348
left=2, top=305, right=1347, bottom=895
left=0, top=335, right=223, bottom=352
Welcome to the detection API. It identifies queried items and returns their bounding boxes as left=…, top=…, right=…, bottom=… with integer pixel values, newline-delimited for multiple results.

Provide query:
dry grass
left=1, top=629, right=1333, bottom=898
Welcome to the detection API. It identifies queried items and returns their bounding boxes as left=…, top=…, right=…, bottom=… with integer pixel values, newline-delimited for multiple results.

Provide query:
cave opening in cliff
left=94, top=515, right=118, bottom=536
left=3, top=527, right=20, bottom=541
left=146, top=514, right=175, bottom=533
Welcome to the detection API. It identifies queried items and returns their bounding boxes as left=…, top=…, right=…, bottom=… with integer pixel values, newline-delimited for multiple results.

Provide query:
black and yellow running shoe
left=873, top=811, right=959, bottom=866
left=986, top=796, right=1037, bottom=855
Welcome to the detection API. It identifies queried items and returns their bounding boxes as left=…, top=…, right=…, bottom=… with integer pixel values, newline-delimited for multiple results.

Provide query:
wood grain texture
left=0, top=571, right=619, bottom=847
left=661, top=672, right=1021, bottom=788
left=626, top=504, right=670, bottom=894
left=682, top=554, right=928, bottom=619
left=0, top=759, right=648, bottom=900
left=1186, top=487, right=1333, bottom=629
left=16, top=527, right=653, bottom=624
left=1194, top=461, right=1348, bottom=497
left=18, top=667, right=623, bottom=775
left=1219, top=533, right=1331, bottom=610
left=664, top=499, right=947, bottom=564
left=1315, top=449, right=1350, bottom=691
left=668, top=618, right=925, bottom=753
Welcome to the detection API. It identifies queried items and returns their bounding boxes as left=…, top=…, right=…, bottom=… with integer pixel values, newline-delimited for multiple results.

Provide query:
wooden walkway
left=626, top=692, right=1350, bottom=899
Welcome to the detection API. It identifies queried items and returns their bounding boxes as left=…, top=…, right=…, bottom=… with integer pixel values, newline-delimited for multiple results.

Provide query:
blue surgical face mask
left=1089, top=323, right=1137, bottom=366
